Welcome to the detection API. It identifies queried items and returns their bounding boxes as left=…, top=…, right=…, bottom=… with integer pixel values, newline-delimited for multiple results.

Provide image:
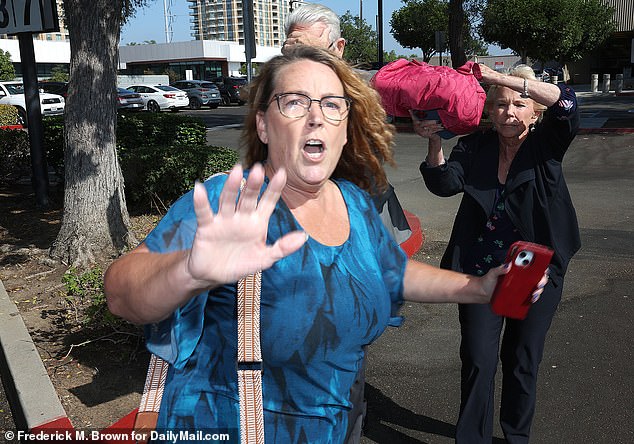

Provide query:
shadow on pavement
left=363, top=383, right=454, bottom=443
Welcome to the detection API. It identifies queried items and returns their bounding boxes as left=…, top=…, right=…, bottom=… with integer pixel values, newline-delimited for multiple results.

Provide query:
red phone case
left=490, top=241, right=554, bottom=319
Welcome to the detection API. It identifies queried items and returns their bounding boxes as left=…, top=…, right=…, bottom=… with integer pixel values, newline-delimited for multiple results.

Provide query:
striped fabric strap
left=237, top=271, right=264, bottom=444
left=135, top=178, right=264, bottom=443
left=133, top=353, right=169, bottom=442
left=139, top=353, right=169, bottom=412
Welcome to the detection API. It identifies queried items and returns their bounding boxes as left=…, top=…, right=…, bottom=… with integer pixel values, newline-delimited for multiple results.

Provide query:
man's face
left=283, top=22, right=345, bottom=58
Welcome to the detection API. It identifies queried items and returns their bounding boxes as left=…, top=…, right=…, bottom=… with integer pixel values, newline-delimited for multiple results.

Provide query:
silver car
left=170, top=80, right=221, bottom=109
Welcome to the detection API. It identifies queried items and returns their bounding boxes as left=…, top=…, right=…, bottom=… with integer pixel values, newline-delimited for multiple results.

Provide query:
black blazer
left=420, top=103, right=581, bottom=287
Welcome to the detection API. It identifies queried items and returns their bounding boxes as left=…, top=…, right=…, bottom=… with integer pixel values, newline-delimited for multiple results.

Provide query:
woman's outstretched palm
left=186, top=163, right=307, bottom=287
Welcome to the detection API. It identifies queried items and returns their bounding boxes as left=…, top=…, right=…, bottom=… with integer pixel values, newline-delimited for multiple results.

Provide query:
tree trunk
left=449, top=0, right=467, bottom=67
left=51, top=0, right=136, bottom=266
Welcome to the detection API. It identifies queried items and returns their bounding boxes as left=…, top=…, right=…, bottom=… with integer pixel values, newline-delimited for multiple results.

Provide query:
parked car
left=125, top=84, right=189, bottom=112
left=170, top=80, right=221, bottom=109
left=39, top=81, right=68, bottom=99
left=212, top=76, right=248, bottom=106
left=116, top=87, right=144, bottom=111
left=0, top=81, right=65, bottom=126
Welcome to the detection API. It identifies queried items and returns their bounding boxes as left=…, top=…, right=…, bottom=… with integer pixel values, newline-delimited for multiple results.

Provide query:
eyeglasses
left=270, top=92, right=352, bottom=121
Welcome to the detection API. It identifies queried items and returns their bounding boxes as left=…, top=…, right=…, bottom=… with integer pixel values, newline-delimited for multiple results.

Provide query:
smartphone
left=411, top=109, right=456, bottom=139
left=490, top=241, right=554, bottom=319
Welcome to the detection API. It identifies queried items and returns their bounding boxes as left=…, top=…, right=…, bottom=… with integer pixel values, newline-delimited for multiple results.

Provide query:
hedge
left=2, top=113, right=240, bottom=209
left=0, top=104, right=18, bottom=126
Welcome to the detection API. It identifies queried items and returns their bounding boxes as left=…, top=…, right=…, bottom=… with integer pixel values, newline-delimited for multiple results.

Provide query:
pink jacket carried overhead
left=371, top=59, right=486, bottom=136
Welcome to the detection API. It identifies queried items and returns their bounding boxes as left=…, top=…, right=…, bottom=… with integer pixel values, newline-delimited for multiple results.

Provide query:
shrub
left=42, top=116, right=65, bottom=177
left=0, top=104, right=18, bottom=126
left=0, top=128, right=30, bottom=183
left=62, top=266, right=123, bottom=328
left=38, top=113, right=239, bottom=209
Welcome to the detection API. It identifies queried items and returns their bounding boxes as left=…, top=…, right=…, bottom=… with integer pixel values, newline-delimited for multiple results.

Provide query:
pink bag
left=371, top=59, right=486, bottom=136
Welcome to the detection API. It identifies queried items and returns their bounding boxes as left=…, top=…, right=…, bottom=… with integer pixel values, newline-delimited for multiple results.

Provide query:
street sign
left=0, top=0, right=59, bottom=35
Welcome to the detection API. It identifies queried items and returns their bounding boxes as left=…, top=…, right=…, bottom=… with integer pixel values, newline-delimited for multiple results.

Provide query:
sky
left=120, top=0, right=510, bottom=56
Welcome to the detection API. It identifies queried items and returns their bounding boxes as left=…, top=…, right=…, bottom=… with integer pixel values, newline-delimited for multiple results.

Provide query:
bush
left=0, top=104, right=18, bottom=126
left=0, top=128, right=30, bottom=183
left=116, top=113, right=239, bottom=208
left=38, top=113, right=239, bottom=209
left=42, top=116, right=65, bottom=177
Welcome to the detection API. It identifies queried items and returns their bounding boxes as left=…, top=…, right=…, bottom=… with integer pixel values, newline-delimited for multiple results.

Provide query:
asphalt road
left=360, top=130, right=634, bottom=444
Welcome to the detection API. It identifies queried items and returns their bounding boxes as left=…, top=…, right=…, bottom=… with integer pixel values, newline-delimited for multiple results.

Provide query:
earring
left=529, top=123, right=536, bottom=132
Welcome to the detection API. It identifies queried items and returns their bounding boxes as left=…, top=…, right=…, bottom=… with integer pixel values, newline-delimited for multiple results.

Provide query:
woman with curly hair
left=105, top=47, right=545, bottom=443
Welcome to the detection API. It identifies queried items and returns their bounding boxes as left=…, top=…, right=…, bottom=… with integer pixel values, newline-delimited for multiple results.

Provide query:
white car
left=0, top=81, right=65, bottom=125
left=125, top=84, right=189, bottom=112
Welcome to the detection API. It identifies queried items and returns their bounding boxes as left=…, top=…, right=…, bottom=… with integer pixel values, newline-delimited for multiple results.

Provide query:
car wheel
left=147, top=101, right=161, bottom=113
left=238, top=100, right=246, bottom=106
left=189, top=97, right=202, bottom=110
left=209, top=104, right=219, bottom=109
left=16, top=107, right=27, bottom=127
left=221, top=94, right=231, bottom=106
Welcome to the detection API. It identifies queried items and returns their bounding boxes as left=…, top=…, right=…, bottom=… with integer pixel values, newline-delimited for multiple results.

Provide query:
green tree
left=480, top=0, right=616, bottom=66
left=391, top=0, right=486, bottom=65
left=390, top=0, right=449, bottom=63
left=126, top=39, right=156, bottom=45
left=340, top=11, right=378, bottom=66
left=450, top=0, right=489, bottom=63
left=50, top=64, right=69, bottom=82
left=0, top=49, right=15, bottom=81
left=51, top=0, right=150, bottom=266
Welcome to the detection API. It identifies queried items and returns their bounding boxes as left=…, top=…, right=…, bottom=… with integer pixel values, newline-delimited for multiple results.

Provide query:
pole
left=18, top=33, right=49, bottom=208
left=163, top=0, right=170, bottom=43
left=377, top=0, right=383, bottom=66
left=243, top=0, right=256, bottom=82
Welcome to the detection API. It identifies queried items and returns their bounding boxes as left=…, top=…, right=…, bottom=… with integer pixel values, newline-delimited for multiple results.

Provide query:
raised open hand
left=186, top=163, right=307, bottom=288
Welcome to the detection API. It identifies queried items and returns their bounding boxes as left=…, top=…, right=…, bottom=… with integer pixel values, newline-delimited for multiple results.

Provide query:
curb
left=0, top=279, right=70, bottom=431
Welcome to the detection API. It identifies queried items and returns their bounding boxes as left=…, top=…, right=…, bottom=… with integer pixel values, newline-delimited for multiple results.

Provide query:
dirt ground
left=0, top=183, right=157, bottom=430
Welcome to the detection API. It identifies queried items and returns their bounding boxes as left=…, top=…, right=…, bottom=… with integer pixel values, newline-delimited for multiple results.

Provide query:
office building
left=187, top=0, right=289, bottom=47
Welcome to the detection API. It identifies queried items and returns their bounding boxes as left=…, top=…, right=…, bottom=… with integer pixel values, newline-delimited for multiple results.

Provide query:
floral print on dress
left=463, top=184, right=522, bottom=277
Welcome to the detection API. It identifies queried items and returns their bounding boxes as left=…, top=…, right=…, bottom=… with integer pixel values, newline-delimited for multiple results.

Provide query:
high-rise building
left=187, top=0, right=289, bottom=47
left=0, top=0, right=69, bottom=41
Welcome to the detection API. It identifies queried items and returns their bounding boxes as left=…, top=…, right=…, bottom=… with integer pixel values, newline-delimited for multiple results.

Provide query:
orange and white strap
left=237, top=271, right=264, bottom=444
left=134, top=271, right=265, bottom=444
left=135, top=177, right=264, bottom=443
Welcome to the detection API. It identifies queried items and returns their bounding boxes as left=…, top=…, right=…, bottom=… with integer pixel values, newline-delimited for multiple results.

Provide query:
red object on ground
left=400, top=210, right=425, bottom=257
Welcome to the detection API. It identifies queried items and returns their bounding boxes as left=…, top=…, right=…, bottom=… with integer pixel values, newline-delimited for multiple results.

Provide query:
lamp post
left=377, top=0, right=383, bottom=66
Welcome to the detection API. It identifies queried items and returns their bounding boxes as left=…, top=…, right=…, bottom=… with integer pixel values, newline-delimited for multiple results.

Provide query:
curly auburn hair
left=241, top=45, right=395, bottom=194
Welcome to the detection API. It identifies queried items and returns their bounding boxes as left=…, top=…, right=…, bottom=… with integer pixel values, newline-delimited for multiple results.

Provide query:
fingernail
left=504, top=262, right=511, bottom=269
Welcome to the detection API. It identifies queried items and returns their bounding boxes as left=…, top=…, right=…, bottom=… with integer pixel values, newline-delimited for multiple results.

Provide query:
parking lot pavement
left=359, top=129, right=634, bottom=443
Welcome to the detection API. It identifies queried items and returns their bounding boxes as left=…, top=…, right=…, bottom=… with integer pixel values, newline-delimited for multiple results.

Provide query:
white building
left=0, top=39, right=281, bottom=81
left=119, top=40, right=281, bottom=79
left=0, top=39, right=70, bottom=79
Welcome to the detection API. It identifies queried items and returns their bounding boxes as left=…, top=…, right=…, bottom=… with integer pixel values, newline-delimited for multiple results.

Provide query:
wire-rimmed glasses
left=270, top=92, right=352, bottom=121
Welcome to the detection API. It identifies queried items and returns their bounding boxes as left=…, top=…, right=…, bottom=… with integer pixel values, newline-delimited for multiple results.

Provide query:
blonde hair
left=485, top=64, right=547, bottom=118
left=242, top=46, right=395, bottom=193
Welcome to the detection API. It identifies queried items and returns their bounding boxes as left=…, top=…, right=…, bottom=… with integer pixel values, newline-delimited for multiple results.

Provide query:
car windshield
left=5, top=84, right=24, bottom=94
left=156, top=85, right=179, bottom=91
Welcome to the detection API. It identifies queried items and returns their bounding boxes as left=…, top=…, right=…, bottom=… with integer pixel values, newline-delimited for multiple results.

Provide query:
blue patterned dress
left=143, top=172, right=407, bottom=443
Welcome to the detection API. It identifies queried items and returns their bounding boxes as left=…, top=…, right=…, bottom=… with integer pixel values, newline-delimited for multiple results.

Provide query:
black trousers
left=344, top=348, right=368, bottom=444
left=455, top=281, right=563, bottom=444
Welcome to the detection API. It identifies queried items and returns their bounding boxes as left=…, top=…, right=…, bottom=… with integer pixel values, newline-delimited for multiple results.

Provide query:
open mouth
left=304, top=139, right=324, bottom=159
